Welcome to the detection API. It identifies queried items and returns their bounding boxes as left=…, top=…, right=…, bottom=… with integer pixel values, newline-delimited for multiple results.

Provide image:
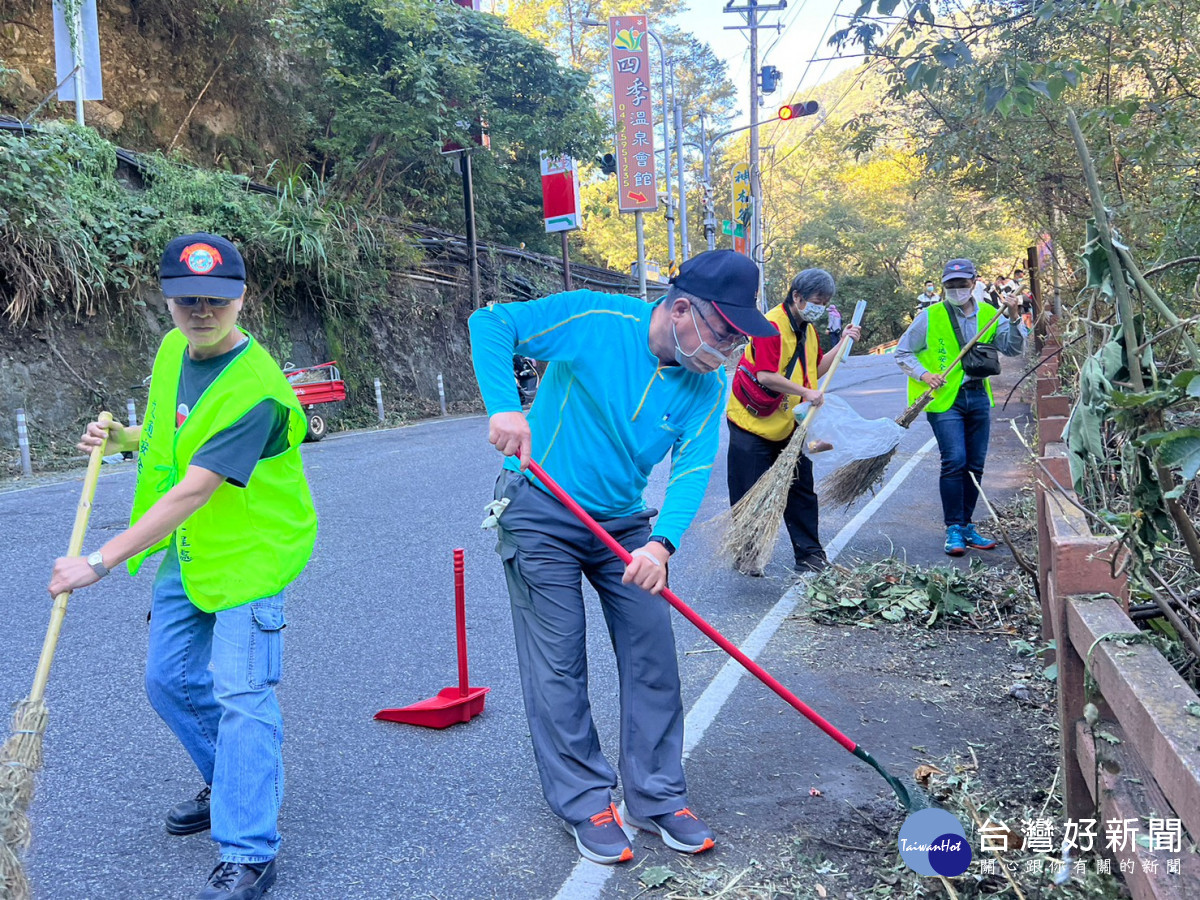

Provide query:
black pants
left=726, top=420, right=825, bottom=570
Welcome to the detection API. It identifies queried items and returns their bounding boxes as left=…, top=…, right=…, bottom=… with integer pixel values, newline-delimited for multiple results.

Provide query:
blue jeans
left=145, top=547, right=286, bottom=864
left=926, top=386, right=992, bottom=527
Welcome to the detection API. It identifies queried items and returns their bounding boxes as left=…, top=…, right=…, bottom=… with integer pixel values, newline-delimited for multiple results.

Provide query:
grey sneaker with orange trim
left=624, top=807, right=716, bottom=854
left=565, top=803, right=635, bottom=864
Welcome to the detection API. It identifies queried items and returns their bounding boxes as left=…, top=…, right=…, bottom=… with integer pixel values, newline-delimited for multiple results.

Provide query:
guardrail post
left=126, top=399, right=139, bottom=460
left=16, top=407, right=32, bottom=476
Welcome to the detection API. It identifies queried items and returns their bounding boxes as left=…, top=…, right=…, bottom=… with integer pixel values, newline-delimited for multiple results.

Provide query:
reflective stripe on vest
left=128, top=328, right=318, bottom=612
left=905, top=302, right=999, bottom=414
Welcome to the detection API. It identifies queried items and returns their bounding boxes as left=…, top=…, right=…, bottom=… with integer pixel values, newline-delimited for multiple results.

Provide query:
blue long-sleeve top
left=468, top=290, right=727, bottom=549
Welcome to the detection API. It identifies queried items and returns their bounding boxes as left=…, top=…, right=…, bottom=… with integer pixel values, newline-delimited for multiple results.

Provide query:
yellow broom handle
left=941, top=306, right=1006, bottom=376
left=28, top=411, right=112, bottom=703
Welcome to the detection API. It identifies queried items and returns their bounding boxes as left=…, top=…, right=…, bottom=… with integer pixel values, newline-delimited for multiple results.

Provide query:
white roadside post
left=16, top=408, right=33, bottom=477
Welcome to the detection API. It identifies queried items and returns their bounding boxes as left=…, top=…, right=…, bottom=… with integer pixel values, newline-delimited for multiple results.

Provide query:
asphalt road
left=0, top=352, right=1033, bottom=899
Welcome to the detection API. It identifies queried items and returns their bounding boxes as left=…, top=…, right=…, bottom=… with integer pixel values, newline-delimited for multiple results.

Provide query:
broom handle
left=453, top=548, right=469, bottom=697
left=910, top=306, right=1007, bottom=411
left=28, top=411, right=112, bottom=704
left=526, top=459, right=859, bottom=754
left=795, top=299, right=866, bottom=432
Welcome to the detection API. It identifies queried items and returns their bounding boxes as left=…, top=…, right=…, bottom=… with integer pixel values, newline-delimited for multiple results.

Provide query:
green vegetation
left=807, top=557, right=1030, bottom=628
left=0, top=125, right=387, bottom=324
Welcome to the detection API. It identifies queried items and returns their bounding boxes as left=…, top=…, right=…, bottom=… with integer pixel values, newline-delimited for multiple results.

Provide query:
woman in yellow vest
left=726, top=269, right=861, bottom=575
left=894, top=258, right=1025, bottom=556
left=49, top=233, right=317, bottom=900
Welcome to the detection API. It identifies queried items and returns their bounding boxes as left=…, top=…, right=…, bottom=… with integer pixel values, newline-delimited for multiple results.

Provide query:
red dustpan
left=375, top=548, right=490, bottom=728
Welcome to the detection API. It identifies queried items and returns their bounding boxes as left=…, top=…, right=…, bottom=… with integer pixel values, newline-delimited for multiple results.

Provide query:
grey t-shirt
left=176, top=340, right=291, bottom=488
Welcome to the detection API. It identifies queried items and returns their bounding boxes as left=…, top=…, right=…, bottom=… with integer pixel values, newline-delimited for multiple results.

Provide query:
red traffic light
left=778, top=100, right=819, bottom=120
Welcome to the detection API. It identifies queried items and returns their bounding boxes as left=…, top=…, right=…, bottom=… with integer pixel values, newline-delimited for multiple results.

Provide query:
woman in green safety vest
left=894, top=257, right=1026, bottom=557
left=49, top=233, right=317, bottom=900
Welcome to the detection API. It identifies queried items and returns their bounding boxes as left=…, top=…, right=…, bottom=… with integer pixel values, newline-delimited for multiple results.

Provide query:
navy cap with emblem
left=670, top=249, right=775, bottom=337
left=941, top=258, right=977, bottom=283
left=160, top=233, right=246, bottom=300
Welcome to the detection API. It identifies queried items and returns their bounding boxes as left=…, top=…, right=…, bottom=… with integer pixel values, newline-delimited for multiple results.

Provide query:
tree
left=298, top=0, right=605, bottom=249
left=503, top=0, right=738, bottom=266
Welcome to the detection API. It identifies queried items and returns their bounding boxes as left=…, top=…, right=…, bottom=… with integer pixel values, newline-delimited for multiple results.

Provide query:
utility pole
left=675, top=100, right=690, bottom=260
left=700, top=114, right=717, bottom=251
left=724, top=0, right=787, bottom=310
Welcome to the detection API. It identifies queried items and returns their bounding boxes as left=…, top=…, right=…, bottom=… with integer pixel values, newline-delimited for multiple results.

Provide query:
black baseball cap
left=670, top=250, right=774, bottom=337
left=941, top=258, right=977, bottom=282
left=160, top=233, right=246, bottom=300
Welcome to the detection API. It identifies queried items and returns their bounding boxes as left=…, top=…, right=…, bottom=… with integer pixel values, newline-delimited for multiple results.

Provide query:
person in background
left=726, top=268, right=861, bottom=575
left=918, top=280, right=938, bottom=306
left=470, top=250, right=775, bottom=866
left=50, top=233, right=318, bottom=900
left=826, top=302, right=843, bottom=347
left=894, top=258, right=1025, bottom=557
left=974, top=276, right=990, bottom=304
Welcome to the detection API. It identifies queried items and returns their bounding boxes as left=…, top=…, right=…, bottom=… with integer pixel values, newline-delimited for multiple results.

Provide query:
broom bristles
left=820, top=448, right=898, bottom=507
left=1, top=699, right=48, bottom=900
left=818, top=389, right=935, bottom=508
left=721, top=424, right=809, bottom=573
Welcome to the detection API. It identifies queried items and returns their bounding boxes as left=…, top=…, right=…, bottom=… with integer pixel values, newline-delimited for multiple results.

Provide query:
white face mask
left=944, top=287, right=973, bottom=306
left=672, top=306, right=727, bottom=370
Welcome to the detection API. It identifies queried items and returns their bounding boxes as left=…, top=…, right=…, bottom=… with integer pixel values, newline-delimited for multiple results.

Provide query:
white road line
left=551, top=435, right=938, bottom=900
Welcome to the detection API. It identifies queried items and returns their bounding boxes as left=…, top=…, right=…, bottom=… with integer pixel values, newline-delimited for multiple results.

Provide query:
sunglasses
left=172, top=296, right=234, bottom=308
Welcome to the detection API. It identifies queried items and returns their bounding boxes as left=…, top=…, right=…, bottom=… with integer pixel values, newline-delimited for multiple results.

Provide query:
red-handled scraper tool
left=375, top=548, right=489, bottom=728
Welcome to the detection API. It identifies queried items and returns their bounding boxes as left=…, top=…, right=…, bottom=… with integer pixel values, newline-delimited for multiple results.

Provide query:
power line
left=761, top=0, right=844, bottom=150
left=765, top=58, right=876, bottom=175
left=761, top=0, right=812, bottom=60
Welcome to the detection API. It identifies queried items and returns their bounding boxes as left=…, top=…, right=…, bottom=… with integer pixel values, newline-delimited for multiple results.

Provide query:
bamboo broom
left=1, top=412, right=111, bottom=900
left=821, top=307, right=1007, bottom=507
left=722, top=301, right=865, bottom=575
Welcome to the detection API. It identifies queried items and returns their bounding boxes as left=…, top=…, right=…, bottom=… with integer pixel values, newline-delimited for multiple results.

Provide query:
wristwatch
left=87, top=550, right=110, bottom=579
left=648, top=535, right=676, bottom=556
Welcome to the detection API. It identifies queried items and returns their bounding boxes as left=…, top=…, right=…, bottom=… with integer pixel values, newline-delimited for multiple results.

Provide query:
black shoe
left=793, top=555, right=828, bottom=575
left=195, top=860, right=276, bottom=900
left=166, top=786, right=211, bottom=835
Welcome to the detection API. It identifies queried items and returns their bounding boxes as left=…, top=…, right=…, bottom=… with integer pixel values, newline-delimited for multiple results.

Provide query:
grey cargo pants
left=493, top=469, right=688, bottom=825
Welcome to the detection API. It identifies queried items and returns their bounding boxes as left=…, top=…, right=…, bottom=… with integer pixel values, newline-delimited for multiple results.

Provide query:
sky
left=680, top=0, right=863, bottom=128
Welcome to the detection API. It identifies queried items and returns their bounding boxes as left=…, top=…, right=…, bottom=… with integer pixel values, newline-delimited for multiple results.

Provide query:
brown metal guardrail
left=1035, top=342, right=1200, bottom=898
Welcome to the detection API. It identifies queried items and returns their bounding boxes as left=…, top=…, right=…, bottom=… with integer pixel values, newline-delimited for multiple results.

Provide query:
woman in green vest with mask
left=49, top=233, right=317, bottom=900
left=894, top=258, right=1025, bottom=556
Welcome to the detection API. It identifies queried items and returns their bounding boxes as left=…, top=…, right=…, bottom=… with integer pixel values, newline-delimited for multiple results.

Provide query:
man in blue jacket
left=469, top=250, right=773, bottom=865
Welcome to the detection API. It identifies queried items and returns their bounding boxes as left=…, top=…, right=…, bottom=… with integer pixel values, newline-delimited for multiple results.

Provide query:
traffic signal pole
left=724, top=0, right=787, bottom=310
left=749, top=0, right=761, bottom=307
left=700, top=113, right=788, bottom=253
